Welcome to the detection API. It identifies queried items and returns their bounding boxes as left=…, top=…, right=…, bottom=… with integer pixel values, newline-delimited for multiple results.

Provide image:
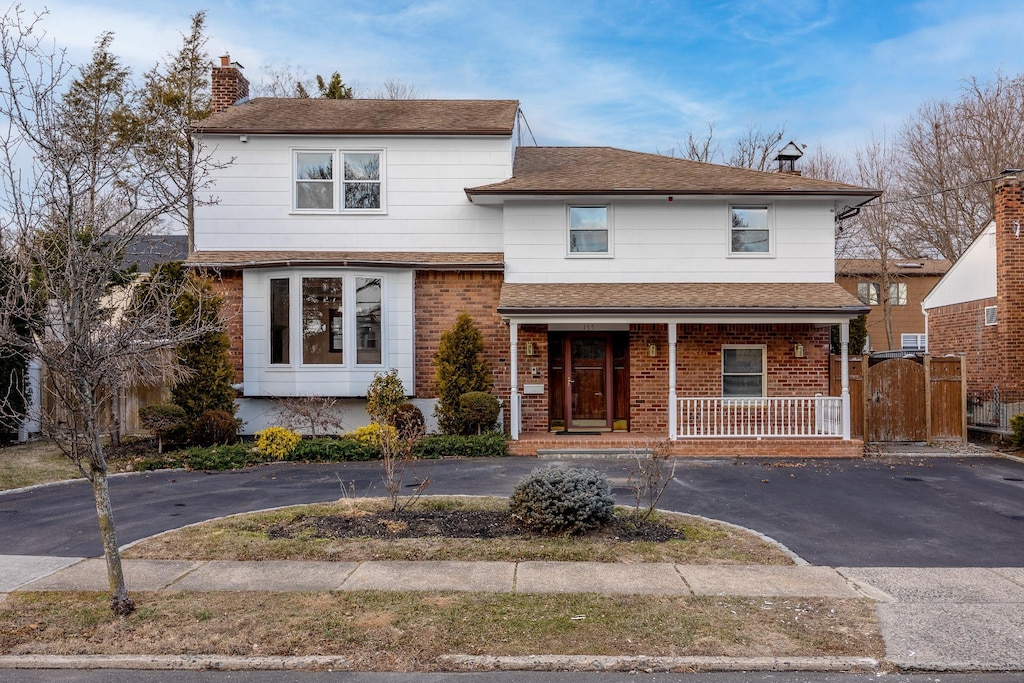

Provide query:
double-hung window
left=722, top=346, right=766, bottom=398
left=568, top=205, right=611, bottom=255
left=729, top=205, right=771, bottom=255
left=293, top=150, right=384, bottom=212
left=268, top=273, right=383, bottom=367
left=889, top=282, right=907, bottom=306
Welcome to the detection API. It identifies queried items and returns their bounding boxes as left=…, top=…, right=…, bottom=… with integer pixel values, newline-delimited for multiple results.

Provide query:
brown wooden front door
left=569, top=335, right=611, bottom=428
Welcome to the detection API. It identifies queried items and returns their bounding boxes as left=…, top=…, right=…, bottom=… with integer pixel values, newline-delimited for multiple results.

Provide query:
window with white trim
left=901, top=333, right=926, bottom=350
left=985, top=305, right=998, bottom=325
left=268, top=272, right=384, bottom=367
left=729, top=205, right=771, bottom=255
left=722, top=345, right=766, bottom=397
left=567, top=205, right=611, bottom=255
left=293, top=150, right=384, bottom=213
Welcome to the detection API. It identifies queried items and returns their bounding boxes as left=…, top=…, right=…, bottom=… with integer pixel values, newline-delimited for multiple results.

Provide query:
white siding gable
left=502, top=198, right=837, bottom=284
left=923, top=221, right=996, bottom=310
left=195, top=135, right=511, bottom=253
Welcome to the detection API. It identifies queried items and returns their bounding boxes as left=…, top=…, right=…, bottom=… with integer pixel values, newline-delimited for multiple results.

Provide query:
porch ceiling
left=498, top=282, right=868, bottom=322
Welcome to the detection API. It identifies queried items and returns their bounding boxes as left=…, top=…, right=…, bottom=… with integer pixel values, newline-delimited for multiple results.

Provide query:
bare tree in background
left=661, top=122, right=721, bottom=163
left=250, top=62, right=312, bottom=98
left=898, top=73, right=1024, bottom=260
left=728, top=123, right=787, bottom=171
left=369, top=77, right=419, bottom=99
left=0, top=8, right=221, bottom=615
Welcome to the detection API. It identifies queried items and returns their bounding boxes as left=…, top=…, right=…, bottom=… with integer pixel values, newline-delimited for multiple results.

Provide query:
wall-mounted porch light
left=648, top=343, right=657, bottom=357
left=524, top=341, right=535, bottom=356
left=793, top=343, right=805, bottom=358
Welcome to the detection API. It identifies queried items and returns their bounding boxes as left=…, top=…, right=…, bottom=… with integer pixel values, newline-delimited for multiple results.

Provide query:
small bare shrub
left=191, top=409, right=240, bottom=446
left=273, top=396, right=346, bottom=437
left=626, top=440, right=676, bottom=527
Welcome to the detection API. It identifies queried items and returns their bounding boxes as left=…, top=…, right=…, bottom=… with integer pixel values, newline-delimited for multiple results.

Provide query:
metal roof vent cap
left=774, top=141, right=805, bottom=175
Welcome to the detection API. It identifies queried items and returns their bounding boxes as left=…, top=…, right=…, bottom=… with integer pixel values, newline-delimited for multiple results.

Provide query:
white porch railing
left=677, top=396, right=844, bottom=438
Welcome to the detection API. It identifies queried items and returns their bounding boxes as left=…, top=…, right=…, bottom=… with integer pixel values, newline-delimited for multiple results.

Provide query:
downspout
left=841, top=321, right=851, bottom=440
left=668, top=322, right=677, bottom=440
left=509, top=321, right=519, bottom=440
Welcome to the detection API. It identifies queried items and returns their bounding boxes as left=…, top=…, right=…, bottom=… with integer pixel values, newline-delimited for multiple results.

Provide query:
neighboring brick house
left=836, top=258, right=950, bottom=352
left=924, top=169, right=1024, bottom=410
left=188, top=57, right=879, bottom=456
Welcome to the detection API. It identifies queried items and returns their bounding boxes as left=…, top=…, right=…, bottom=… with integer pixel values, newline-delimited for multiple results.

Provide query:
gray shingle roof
left=185, top=250, right=504, bottom=270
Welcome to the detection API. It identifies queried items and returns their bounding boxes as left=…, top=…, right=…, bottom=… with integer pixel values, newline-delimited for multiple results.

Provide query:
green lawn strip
left=0, top=591, right=883, bottom=670
left=123, top=497, right=791, bottom=565
left=0, top=442, right=82, bottom=490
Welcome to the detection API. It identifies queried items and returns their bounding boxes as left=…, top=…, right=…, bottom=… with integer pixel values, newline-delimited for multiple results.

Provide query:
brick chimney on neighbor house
left=995, top=168, right=1024, bottom=399
left=211, top=54, right=249, bottom=115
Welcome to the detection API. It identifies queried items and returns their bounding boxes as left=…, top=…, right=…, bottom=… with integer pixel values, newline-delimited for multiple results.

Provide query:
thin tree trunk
left=90, top=466, right=134, bottom=615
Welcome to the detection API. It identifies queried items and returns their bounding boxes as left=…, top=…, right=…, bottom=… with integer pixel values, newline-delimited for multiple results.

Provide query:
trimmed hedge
left=413, top=432, right=507, bottom=459
left=289, top=437, right=380, bottom=462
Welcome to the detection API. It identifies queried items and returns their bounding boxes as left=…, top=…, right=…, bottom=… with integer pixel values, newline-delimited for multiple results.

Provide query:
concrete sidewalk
left=3, top=556, right=1024, bottom=672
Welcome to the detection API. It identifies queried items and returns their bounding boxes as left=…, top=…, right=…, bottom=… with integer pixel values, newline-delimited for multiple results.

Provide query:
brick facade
left=208, top=269, right=245, bottom=385
left=927, top=298, right=999, bottom=396
left=928, top=170, right=1024, bottom=400
left=517, top=322, right=830, bottom=435
left=211, top=55, right=250, bottom=115
left=413, top=270, right=507, bottom=401
left=995, top=171, right=1024, bottom=400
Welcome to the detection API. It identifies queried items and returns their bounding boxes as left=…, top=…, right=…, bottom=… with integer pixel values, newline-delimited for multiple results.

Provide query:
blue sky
left=18, top=0, right=1024, bottom=157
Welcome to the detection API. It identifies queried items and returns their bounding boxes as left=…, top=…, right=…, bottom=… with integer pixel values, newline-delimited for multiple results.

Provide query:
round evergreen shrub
left=191, top=409, right=240, bottom=446
left=459, top=391, right=500, bottom=434
left=393, top=402, right=426, bottom=441
left=366, top=368, right=407, bottom=425
left=510, top=466, right=615, bottom=536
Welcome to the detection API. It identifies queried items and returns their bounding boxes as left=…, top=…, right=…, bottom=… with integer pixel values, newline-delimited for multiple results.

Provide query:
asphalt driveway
left=1, top=453, right=1022, bottom=566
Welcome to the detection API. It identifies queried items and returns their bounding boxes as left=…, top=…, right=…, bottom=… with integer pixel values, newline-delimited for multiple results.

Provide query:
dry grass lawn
left=0, top=441, right=81, bottom=490
left=124, top=497, right=793, bottom=565
left=0, top=591, right=883, bottom=670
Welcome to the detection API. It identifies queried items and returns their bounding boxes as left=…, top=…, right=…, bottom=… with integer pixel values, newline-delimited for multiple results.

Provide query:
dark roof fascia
left=467, top=188, right=882, bottom=200
left=186, top=258, right=504, bottom=271
left=497, top=305, right=871, bottom=317
left=194, top=128, right=514, bottom=137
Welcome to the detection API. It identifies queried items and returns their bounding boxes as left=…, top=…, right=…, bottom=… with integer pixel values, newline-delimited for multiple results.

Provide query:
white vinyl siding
left=502, top=200, right=835, bottom=284
left=197, top=136, right=510, bottom=252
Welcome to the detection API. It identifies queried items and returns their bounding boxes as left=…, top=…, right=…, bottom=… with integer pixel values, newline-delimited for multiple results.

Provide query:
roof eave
left=497, top=305, right=871, bottom=317
left=467, top=188, right=882, bottom=200
left=194, top=127, right=515, bottom=136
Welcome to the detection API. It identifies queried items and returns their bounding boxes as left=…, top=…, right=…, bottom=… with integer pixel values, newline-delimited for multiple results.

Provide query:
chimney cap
left=218, top=54, right=244, bottom=69
left=774, top=141, right=805, bottom=162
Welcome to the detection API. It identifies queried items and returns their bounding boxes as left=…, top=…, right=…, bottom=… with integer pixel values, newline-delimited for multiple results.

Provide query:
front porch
left=507, top=431, right=865, bottom=458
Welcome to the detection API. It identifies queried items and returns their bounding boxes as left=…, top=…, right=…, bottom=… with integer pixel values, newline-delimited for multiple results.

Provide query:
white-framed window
left=901, top=333, right=927, bottom=350
left=293, top=149, right=385, bottom=213
left=985, top=305, right=998, bottom=326
left=268, top=271, right=384, bottom=367
left=567, top=205, right=612, bottom=256
left=729, top=205, right=772, bottom=255
left=722, top=345, right=766, bottom=398
left=889, top=282, right=908, bottom=306
left=857, top=282, right=880, bottom=306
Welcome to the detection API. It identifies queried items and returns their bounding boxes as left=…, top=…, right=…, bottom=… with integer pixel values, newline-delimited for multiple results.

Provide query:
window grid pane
left=295, top=153, right=334, bottom=210
left=343, top=152, right=381, bottom=209
left=270, top=279, right=290, bottom=365
left=723, top=347, right=764, bottom=398
left=356, top=277, right=382, bottom=365
left=301, top=277, right=344, bottom=365
left=730, top=207, right=769, bottom=254
left=569, top=206, right=609, bottom=254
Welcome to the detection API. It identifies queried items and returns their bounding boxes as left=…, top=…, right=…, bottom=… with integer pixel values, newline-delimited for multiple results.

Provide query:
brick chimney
left=995, top=169, right=1024, bottom=399
left=210, top=54, right=249, bottom=115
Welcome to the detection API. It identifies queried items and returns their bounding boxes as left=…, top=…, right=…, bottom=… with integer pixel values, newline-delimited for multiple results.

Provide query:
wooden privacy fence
left=830, top=355, right=966, bottom=442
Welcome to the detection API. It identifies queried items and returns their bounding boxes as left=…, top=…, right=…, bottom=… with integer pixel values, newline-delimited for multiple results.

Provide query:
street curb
left=0, top=654, right=879, bottom=673
left=440, top=655, right=881, bottom=673
left=0, top=655, right=351, bottom=671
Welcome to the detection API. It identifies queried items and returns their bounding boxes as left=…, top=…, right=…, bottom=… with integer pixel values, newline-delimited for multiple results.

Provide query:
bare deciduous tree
left=728, top=123, right=787, bottom=171
left=368, top=77, right=419, bottom=100
left=0, top=8, right=222, bottom=615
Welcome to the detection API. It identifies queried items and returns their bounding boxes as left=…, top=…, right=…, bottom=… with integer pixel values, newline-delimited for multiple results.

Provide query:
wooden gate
left=830, top=355, right=965, bottom=442
left=866, top=358, right=926, bottom=441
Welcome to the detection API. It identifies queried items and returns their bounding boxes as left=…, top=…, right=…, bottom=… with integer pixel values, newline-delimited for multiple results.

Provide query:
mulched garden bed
left=267, top=509, right=684, bottom=543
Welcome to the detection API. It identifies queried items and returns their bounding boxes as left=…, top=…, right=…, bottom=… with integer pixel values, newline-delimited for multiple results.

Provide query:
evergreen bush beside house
left=365, top=368, right=407, bottom=426
left=459, top=391, right=500, bottom=434
left=433, top=312, right=493, bottom=435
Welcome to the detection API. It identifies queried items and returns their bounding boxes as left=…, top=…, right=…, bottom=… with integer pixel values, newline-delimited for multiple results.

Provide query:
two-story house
left=189, top=57, right=879, bottom=456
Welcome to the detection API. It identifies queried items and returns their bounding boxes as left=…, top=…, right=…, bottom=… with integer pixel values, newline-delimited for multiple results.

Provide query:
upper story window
left=729, top=205, right=771, bottom=255
left=901, top=333, right=926, bottom=350
left=293, top=149, right=385, bottom=213
left=568, top=205, right=612, bottom=256
left=857, top=282, right=880, bottom=306
left=889, top=282, right=907, bottom=306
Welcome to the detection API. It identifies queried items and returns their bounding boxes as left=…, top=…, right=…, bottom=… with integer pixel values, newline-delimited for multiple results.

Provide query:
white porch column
left=509, top=320, right=520, bottom=440
left=840, top=321, right=851, bottom=440
left=668, top=322, right=678, bottom=440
